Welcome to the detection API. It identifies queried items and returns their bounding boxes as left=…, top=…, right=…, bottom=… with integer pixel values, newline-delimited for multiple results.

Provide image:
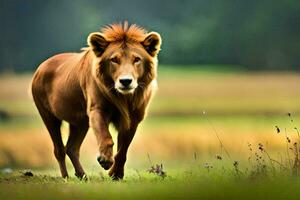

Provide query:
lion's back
left=33, top=53, right=76, bottom=82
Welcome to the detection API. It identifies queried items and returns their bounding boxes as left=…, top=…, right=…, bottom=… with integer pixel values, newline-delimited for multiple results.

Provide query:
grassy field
left=1, top=66, right=300, bottom=199
left=2, top=168, right=300, bottom=200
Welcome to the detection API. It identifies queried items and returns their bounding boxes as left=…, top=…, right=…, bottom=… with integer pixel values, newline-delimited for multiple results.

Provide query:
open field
left=1, top=66, right=300, bottom=199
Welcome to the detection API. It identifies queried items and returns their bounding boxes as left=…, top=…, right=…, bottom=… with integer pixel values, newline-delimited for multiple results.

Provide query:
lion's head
left=88, top=22, right=161, bottom=95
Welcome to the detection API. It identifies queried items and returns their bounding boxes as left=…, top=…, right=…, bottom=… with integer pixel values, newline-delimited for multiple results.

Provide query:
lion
left=31, top=22, right=161, bottom=180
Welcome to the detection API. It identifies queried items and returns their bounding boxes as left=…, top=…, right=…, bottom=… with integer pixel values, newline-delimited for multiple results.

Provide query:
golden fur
left=31, top=22, right=161, bottom=179
left=102, top=22, right=147, bottom=43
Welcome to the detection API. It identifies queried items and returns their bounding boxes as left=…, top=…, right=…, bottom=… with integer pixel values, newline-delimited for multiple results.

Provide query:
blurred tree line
left=0, top=0, right=300, bottom=72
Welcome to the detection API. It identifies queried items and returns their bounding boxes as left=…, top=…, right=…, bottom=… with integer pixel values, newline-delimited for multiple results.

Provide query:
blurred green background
left=1, top=0, right=300, bottom=72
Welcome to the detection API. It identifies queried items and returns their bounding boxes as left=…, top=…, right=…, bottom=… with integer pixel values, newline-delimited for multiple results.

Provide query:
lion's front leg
left=90, top=109, right=114, bottom=170
left=109, top=125, right=138, bottom=180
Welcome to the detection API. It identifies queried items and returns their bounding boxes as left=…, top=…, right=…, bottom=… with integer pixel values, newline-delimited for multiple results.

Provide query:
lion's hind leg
left=66, top=121, right=89, bottom=179
left=37, top=108, right=68, bottom=178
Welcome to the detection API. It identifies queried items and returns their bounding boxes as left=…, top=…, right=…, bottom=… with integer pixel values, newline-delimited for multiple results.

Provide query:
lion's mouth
left=117, top=86, right=135, bottom=94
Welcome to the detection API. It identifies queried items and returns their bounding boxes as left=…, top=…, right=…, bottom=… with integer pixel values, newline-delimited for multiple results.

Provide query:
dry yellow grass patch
left=0, top=125, right=295, bottom=168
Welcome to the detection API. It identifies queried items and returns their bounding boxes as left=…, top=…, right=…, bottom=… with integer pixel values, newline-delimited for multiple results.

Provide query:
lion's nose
left=119, top=78, right=132, bottom=87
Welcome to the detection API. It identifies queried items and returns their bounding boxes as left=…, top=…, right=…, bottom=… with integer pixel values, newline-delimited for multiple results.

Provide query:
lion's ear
left=87, top=32, right=109, bottom=57
left=142, top=32, right=162, bottom=57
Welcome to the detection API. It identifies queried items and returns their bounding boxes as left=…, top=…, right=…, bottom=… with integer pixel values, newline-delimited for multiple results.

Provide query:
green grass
left=1, top=167, right=300, bottom=200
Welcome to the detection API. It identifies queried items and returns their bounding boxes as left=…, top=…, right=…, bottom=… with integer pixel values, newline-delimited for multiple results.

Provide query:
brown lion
left=31, top=22, right=161, bottom=180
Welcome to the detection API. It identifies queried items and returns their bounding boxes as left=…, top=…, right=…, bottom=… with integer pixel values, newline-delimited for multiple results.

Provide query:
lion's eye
left=110, top=57, right=119, bottom=64
left=133, top=57, right=141, bottom=64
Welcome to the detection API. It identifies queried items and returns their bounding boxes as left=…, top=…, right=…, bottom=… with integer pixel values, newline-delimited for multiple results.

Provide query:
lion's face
left=100, top=44, right=150, bottom=94
left=88, top=27, right=161, bottom=95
